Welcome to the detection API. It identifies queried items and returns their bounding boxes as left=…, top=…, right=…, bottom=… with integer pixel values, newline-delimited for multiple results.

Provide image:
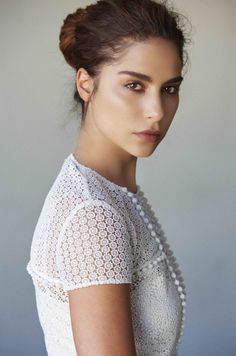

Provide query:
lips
left=135, top=130, right=161, bottom=136
left=134, top=130, right=161, bottom=143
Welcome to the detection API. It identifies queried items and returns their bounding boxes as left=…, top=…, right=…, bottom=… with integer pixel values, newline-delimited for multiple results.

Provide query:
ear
left=75, top=68, right=94, bottom=102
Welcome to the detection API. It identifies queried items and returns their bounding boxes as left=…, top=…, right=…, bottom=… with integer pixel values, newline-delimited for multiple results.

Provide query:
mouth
left=133, top=130, right=161, bottom=143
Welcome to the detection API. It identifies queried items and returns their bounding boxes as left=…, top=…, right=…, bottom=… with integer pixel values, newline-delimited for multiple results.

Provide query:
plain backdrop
left=0, top=0, right=235, bottom=355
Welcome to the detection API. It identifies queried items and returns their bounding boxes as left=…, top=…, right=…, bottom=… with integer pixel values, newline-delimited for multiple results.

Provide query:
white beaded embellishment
left=122, top=185, right=187, bottom=348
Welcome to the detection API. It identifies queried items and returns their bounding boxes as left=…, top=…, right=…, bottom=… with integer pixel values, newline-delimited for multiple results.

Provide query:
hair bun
left=59, top=8, right=88, bottom=69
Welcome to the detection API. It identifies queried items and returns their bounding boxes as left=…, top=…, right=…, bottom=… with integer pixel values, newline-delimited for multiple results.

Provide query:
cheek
left=98, top=84, right=124, bottom=108
left=162, top=97, right=179, bottom=128
left=95, top=87, right=139, bottom=127
left=164, top=96, right=179, bottom=116
left=101, top=84, right=139, bottom=113
left=91, top=91, right=127, bottom=135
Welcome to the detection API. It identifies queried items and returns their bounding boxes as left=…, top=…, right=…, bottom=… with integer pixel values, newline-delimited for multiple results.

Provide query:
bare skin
left=69, top=284, right=137, bottom=356
left=73, top=37, right=183, bottom=193
left=69, top=37, right=184, bottom=355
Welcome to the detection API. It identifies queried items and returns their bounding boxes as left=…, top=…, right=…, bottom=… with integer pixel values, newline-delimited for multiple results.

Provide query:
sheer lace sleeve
left=56, top=199, right=134, bottom=291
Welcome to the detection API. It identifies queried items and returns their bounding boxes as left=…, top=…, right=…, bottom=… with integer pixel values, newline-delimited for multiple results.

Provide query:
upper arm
left=68, top=283, right=137, bottom=356
left=56, top=200, right=136, bottom=355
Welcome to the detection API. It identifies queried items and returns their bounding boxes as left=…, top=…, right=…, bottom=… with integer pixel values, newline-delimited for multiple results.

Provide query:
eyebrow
left=117, top=70, right=183, bottom=84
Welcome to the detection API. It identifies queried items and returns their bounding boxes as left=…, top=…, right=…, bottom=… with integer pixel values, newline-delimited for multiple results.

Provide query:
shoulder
left=56, top=198, right=135, bottom=291
left=63, top=198, right=136, bottom=243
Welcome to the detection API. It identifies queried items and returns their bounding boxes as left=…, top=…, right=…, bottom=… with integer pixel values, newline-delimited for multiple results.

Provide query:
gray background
left=1, top=0, right=235, bottom=355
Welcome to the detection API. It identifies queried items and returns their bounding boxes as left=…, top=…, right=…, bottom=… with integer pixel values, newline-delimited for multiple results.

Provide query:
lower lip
left=134, top=133, right=161, bottom=142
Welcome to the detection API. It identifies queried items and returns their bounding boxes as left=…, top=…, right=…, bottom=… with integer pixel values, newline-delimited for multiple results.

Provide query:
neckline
left=68, top=153, right=141, bottom=196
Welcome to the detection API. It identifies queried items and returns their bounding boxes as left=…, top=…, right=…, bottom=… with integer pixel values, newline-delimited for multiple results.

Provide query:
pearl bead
left=128, top=191, right=186, bottom=347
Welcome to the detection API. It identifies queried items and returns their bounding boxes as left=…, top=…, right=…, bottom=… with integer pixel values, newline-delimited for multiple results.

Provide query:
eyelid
left=163, top=85, right=181, bottom=95
left=124, top=80, right=181, bottom=93
left=164, top=83, right=181, bottom=88
left=124, top=80, right=144, bottom=90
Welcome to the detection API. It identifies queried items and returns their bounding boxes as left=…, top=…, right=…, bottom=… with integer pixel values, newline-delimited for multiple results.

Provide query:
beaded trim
left=121, top=186, right=186, bottom=348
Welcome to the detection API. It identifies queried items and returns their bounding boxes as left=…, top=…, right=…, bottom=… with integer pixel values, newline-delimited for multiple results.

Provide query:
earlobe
left=76, top=68, right=94, bottom=102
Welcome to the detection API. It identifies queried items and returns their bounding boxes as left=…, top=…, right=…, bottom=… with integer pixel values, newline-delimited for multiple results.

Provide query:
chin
left=129, top=145, right=159, bottom=158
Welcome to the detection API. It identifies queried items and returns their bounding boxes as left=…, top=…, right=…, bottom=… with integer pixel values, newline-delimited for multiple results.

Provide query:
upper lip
left=135, top=129, right=161, bottom=136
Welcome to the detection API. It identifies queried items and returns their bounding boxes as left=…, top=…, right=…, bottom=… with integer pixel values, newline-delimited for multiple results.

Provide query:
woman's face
left=82, top=37, right=183, bottom=158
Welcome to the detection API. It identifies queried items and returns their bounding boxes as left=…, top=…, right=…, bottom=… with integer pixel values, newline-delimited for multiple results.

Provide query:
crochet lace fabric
left=26, top=153, right=186, bottom=356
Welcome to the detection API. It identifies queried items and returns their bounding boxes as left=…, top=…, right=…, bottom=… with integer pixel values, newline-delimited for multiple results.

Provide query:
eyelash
left=124, top=81, right=181, bottom=95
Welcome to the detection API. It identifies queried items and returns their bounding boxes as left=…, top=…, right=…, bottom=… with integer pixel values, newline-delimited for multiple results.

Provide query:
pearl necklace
left=121, top=185, right=186, bottom=349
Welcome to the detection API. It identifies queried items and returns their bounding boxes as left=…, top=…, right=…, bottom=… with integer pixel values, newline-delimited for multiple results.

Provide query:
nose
left=144, top=93, right=164, bottom=121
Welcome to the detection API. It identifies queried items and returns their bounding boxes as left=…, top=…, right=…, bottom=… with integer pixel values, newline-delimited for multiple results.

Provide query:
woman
left=26, top=0, right=190, bottom=355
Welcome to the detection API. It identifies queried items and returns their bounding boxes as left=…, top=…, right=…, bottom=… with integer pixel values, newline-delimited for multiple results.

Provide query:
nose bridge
left=145, top=90, right=164, bottom=119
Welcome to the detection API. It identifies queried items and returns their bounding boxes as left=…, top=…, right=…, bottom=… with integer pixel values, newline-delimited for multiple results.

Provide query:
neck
left=73, top=126, right=138, bottom=193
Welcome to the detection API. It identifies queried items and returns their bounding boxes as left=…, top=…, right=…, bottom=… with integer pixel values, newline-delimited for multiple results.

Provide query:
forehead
left=103, top=37, right=182, bottom=81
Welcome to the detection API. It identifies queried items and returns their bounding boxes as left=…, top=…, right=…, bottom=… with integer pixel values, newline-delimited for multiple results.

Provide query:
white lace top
left=26, top=153, right=186, bottom=356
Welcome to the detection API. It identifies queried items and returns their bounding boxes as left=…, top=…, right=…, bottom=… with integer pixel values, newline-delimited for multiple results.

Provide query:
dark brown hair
left=59, top=0, right=191, bottom=121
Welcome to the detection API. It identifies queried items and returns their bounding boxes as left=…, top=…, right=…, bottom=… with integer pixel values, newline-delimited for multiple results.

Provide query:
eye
left=124, top=81, right=144, bottom=92
left=163, top=85, right=181, bottom=95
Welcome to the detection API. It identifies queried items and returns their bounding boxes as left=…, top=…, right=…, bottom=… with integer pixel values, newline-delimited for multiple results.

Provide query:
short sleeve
left=56, top=199, right=134, bottom=291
